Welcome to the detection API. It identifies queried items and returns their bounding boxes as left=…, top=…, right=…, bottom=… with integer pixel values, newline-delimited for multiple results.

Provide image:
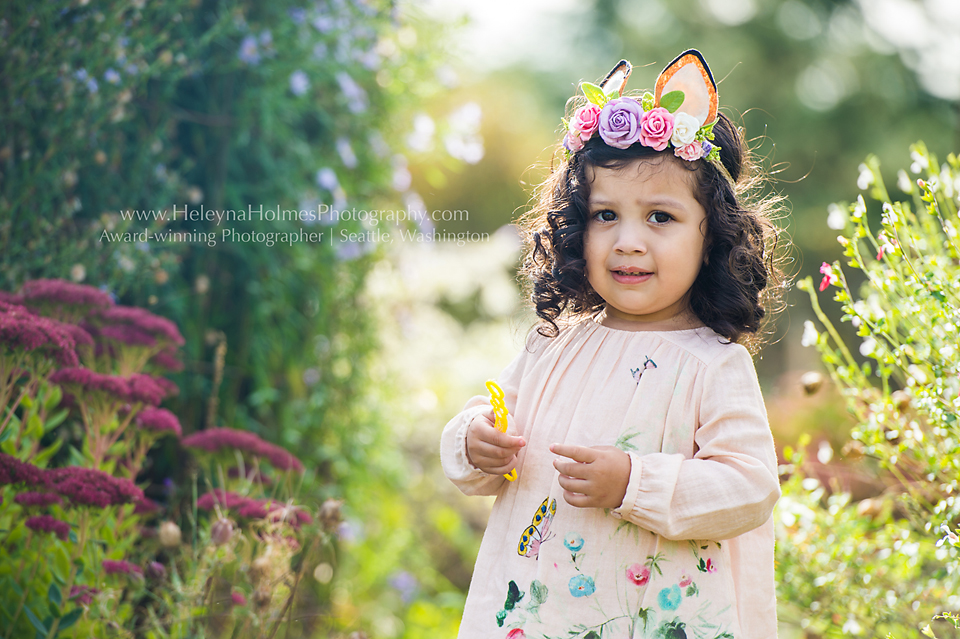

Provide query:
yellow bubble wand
left=485, top=380, right=518, bottom=481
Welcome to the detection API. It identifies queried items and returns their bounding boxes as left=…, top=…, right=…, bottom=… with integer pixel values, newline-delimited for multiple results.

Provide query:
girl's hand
left=465, top=408, right=525, bottom=476
left=550, top=444, right=630, bottom=509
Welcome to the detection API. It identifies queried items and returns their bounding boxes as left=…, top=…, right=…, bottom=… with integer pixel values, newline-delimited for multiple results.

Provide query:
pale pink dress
left=440, top=310, right=780, bottom=639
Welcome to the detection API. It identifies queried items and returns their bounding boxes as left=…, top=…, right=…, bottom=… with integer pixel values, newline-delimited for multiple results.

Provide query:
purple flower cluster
left=133, top=495, right=161, bottom=515
left=196, top=488, right=310, bottom=525
left=0, top=453, right=47, bottom=487
left=97, top=306, right=185, bottom=347
left=20, top=279, right=113, bottom=315
left=182, top=428, right=304, bottom=473
left=135, top=407, right=182, bottom=437
left=150, top=347, right=184, bottom=372
left=49, top=367, right=171, bottom=406
left=102, top=559, right=143, bottom=576
left=49, top=367, right=128, bottom=403
left=69, top=585, right=99, bottom=605
left=46, top=466, right=144, bottom=508
left=196, top=488, right=252, bottom=511
left=25, top=514, right=70, bottom=540
left=15, top=491, right=63, bottom=507
left=0, top=303, right=80, bottom=367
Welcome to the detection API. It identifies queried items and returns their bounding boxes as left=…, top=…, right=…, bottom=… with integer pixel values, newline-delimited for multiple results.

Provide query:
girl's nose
left=612, top=222, right=647, bottom=254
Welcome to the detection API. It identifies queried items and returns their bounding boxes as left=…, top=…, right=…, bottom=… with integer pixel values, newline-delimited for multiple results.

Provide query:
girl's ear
left=655, top=49, right=718, bottom=127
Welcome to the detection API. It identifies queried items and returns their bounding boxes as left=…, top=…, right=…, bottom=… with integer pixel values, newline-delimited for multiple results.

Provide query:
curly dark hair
left=517, top=111, right=788, bottom=353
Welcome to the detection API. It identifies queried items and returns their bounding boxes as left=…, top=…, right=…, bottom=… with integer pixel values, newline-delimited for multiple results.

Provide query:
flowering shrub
left=781, top=142, right=959, bottom=636
left=0, top=280, right=334, bottom=638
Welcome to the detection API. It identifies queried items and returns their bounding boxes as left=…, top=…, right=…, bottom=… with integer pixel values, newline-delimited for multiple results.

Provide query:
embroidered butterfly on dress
left=630, top=356, right=658, bottom=383
left=517, top=496, right=557, bottom=559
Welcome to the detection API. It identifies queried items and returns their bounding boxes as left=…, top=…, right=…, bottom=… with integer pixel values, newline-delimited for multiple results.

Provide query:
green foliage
left=784, top=142, right=960, bottom=635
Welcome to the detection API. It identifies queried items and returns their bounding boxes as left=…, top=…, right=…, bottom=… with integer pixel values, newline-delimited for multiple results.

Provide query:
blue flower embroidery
left=563, top=532, right=584, bottom=552
left=657, top=584, right=682, bottom=611
left=568, top=574, right=595, bottom=598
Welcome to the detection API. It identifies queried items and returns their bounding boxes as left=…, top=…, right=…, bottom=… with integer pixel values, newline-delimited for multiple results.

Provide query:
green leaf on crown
left=659, top=90, right=685, bottom=113
left=642, top=92, right=655, bottom=111
left=580, top=82, right=608, bottom=107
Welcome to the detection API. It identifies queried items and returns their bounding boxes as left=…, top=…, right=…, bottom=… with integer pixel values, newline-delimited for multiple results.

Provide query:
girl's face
left=583, top=157, right=708, bottom=326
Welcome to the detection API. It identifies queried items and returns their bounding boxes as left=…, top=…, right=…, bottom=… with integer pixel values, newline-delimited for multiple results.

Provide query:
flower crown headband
left=561, top=49, right=722, bottom=164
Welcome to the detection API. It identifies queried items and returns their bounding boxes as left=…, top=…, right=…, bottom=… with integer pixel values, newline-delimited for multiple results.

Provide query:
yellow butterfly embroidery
left=517, top=497, right=557, bottom=559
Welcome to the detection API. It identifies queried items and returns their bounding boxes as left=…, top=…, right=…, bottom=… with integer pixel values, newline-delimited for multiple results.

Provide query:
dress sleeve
left=611, top=344, right=781, bottom=541
left=439, top=332, right=535, bottom=497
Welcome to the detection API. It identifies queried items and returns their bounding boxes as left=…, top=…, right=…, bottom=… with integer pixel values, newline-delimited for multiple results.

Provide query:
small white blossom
left=801, top=320, right=818, bottom=347
left=827, top=203, right=847, bottom=230
left=897, top=169, right=913, bottom=193
left=859, top=336, right=876, bottom=357
left=857, top=163, right=874, bottom=190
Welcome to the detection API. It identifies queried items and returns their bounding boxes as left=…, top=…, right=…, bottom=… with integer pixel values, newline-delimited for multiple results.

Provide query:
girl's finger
left=549, top=443, right=597, bottom=463
left=557, top=474, right=590, bottom=493
left=553, top=458, right=590, bottom=479
left=560, top=490, right=592, bottom=509
left=470, top=441, right=518, bottom=462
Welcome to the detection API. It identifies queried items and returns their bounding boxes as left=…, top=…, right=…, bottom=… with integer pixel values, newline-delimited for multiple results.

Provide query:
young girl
left=440, top=50, right=785, bottom=639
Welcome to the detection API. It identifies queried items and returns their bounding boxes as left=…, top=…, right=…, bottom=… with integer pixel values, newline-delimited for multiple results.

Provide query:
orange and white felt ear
left=599, top=59, right=632, bottom=98
left=654, top=49, right=718, bottom=126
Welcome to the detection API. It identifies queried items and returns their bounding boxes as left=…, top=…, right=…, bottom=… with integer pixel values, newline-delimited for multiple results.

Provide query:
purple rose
left=598, top=98, right=644, bottom=149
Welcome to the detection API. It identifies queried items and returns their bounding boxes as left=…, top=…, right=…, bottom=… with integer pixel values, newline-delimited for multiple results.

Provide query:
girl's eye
left=650, top=211, right=673, bottom=224
left=592, top=210, right=617, bottom=223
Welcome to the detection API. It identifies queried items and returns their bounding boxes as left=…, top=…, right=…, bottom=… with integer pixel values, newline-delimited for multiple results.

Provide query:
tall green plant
left=778, top=142, right=959, bottom=636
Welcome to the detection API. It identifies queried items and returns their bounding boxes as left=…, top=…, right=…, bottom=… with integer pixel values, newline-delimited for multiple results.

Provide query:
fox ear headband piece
left=561, top=49, right=722, bottom=165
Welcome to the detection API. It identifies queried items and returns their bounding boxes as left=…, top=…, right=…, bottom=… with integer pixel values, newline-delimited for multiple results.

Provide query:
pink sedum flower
left=20, top=279, right=113, bottom=319
left=70, top=585, right=99, bottom=606
left=570, top=104, right=602, bottom=141
left=47, top=466, right=144, bottom=508
left=231, top=591, right=247, bottom=606
left=96, top=306, right=185, bottom=346
left=0, top=453, right=47, bottom=487
left=182, top=427, right=304, bottom=472
left=102, top=559, right=143, bottom=577
left=638, top=107, right=674, bottom=152
left=136, top=407, right=182, bottom=437
left=26, top=514, right=71, bottom=540
left=15, top=491, right=63, bottom=507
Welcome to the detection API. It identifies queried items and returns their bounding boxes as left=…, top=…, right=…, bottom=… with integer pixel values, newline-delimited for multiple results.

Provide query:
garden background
left=1, top=0, right=959, bottom=637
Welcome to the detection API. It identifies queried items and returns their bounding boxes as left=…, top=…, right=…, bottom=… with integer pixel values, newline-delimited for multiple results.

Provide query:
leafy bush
left=0, top=281, right=337, bottom=638
left=779, top=142, right=959, bottom=636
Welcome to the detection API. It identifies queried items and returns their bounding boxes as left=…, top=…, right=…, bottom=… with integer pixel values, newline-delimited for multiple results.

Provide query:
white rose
left=670, top=112, right=700, bottom=147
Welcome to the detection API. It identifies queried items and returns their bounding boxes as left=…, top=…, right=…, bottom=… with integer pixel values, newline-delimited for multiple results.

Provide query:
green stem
left=45, top=510, right=89, bottom=639
left=801, top=277, right=862, bottom=379
left=4, top=551, right=41, bottom=639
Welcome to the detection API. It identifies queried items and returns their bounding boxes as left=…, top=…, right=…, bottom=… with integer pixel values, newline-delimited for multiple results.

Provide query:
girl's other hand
left=550, top=444, right=630, bottom=509
left=465, top=408, right=525, bottom=476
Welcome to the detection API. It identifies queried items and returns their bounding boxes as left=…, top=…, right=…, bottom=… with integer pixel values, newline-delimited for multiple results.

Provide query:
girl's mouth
left=611, top=269, right=652, bottom=284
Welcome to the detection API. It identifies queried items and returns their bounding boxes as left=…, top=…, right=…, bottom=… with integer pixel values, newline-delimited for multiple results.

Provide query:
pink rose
left=506, top=630, right=526, bottom=639
left=571, top=104, right=602, bottom=141
left=563, top=131, right=584, bottom=153
left=674, top=141, right=703, bottom=161
left=639, top=107, right=674, bottom=152
left=626, top=563, right=650, bottom=586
